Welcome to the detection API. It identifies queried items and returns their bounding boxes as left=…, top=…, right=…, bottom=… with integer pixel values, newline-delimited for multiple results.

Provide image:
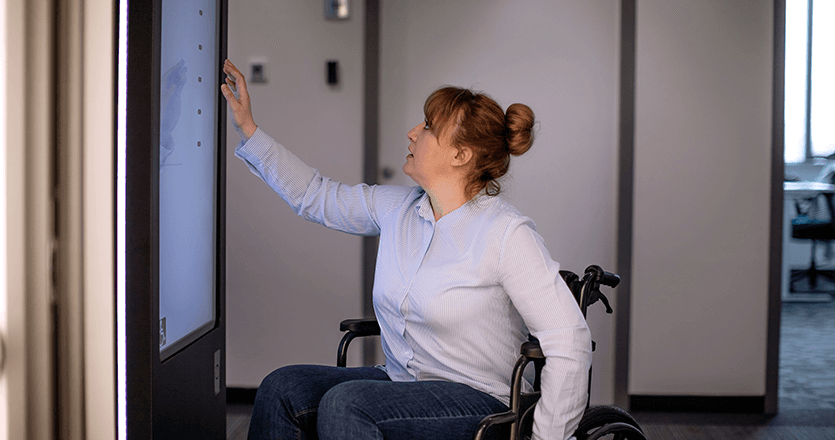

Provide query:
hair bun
left=505, top=103, right=534, bottom=156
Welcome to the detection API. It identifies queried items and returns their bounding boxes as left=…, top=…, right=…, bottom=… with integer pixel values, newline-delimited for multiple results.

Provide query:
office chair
left=790, top=193, right=835, bottom=293
left=337, top=265, right=647, bottom=440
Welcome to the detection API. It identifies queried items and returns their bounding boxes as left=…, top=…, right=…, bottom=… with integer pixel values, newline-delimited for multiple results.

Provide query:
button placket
left=399, top=212, right=436, bottom=368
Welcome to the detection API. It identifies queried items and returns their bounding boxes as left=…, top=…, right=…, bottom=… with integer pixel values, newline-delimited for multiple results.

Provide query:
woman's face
left=402, top=119, right=457, bottom=188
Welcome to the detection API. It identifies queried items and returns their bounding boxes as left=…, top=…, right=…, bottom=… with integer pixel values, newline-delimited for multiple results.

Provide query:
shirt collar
left=413, top=188, right=496, bottom=224
left=415, top=190, right=435, bottom=223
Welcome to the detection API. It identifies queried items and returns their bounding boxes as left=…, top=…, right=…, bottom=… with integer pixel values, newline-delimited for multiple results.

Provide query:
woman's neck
left=425, top=179, right=472, bottom=222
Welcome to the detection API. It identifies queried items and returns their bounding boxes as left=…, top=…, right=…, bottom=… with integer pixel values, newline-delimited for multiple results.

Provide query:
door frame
left=54, top=0, right=118, bottom=438
left=1, top=0, right=58, bottom=438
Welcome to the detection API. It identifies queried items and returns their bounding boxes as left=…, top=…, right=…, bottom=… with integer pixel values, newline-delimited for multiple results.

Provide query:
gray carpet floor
left=227, top=300, right=835, bottom=439
left=779, top=299, right=835, bottom=410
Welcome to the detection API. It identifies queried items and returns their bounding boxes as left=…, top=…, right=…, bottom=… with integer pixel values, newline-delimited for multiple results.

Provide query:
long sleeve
left=235, top=128, right=386, bottom=236
left=498, top=220, right=593, bottom=440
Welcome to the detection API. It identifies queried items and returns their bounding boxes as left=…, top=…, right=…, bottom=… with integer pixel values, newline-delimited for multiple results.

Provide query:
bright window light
left=811, top=0, right=835, bottom=157
left=784, top=0, right=809, bottom=164
left=785, top=1, right=835, bottom=163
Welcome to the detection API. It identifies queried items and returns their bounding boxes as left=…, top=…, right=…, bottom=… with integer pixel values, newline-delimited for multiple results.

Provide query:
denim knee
left=249, top=365, right=323, bottom=440
left=255, top=365, right=316, bottom=412
left=251, top=366, right=390, bottom=440
left=317, top=381, right=381, bottom=440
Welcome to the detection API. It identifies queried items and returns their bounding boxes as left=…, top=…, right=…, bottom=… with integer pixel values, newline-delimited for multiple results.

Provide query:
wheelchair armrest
left=472, top=410, right=517, bottom=440
left=520, top=340, right=544, bottom=359
left=523, top=335, right=596, bottom=359
left=337, top=318, right=380, bottom=367
left=339, top=318, right=380, bottom=336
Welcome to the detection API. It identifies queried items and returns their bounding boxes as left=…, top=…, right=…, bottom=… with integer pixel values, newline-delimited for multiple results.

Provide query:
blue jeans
left=247, top=364, right=509, bottom=440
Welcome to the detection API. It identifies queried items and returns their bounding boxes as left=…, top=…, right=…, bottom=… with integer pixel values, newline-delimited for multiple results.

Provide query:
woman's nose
left=407, top=123, right=422, bottom=142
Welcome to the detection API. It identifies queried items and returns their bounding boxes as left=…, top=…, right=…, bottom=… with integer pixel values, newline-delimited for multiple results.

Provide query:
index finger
left=223, top=60, right=243, bottom=82
left=223, top=59, right=249, bottom=98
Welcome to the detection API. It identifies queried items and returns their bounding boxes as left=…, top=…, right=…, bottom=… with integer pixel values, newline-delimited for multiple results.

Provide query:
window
left=785, top=0, right=835, bottom=164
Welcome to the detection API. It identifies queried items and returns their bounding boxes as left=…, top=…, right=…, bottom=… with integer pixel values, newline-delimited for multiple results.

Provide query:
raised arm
left=236, top=128, right=390, bottom=236
left=222, top=59, right=400, bottom=236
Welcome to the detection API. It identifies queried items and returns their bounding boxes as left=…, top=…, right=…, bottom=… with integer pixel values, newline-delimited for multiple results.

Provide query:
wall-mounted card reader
left=327, top=60, right=338, bottom=86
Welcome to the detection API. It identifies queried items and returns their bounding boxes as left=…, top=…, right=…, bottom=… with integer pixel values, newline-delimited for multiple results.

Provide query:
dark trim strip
left=615, top=0, right=636, bottom=410
left=631, top=395, right=766, bottom=414
left=766, top=0, right=786, bottom=415
left=227, top=387, right=258, bottom=405
left=362, top=0, right=381, bottom=366
left=123, top=1, right=156, bottom=436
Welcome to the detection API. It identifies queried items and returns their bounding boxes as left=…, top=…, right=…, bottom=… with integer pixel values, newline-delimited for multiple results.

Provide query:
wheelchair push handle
left=600, top=270, right=620, bottom=288
left=586, top=265, right=620, bottom=288
left=572, top=265, right=618, bottom=317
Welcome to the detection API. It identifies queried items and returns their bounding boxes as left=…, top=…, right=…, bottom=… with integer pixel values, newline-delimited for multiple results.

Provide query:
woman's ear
left=451, top=145, right=474, bottom=167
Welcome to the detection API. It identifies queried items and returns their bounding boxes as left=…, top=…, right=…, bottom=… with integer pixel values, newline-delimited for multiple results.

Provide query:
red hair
left=423, top=87, right=534, bottom=197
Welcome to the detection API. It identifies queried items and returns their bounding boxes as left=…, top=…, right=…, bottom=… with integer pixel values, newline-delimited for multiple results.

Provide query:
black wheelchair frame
left=336, top=265, right=647, bottom=440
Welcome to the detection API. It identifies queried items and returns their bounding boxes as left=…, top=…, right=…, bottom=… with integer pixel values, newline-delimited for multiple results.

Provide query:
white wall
left=226, top=0, right=366, bottom=387
left=629, top=0, right=774, bottom=395
left=377, top=0, right=621, bottom=404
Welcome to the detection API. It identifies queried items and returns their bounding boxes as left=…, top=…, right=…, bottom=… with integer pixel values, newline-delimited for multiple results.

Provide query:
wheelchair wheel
left=573, top=405, right=646, bottom=440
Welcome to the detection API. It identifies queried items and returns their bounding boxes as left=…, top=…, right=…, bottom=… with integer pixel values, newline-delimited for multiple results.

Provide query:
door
left=118, top=1, right=228, bottom=437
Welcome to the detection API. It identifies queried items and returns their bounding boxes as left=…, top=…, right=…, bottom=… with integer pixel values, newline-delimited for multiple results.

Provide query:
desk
left=784, top=181, right=835, bottom=198
left=783, top=181, right=835, bottom=302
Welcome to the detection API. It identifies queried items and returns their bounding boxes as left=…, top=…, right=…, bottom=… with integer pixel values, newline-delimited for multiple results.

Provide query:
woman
left=221, top=59, right=591, bottom=440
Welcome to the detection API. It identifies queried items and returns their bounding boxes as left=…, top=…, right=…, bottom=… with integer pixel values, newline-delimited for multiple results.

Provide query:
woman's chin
left=403, top=165, right=422, bottom=186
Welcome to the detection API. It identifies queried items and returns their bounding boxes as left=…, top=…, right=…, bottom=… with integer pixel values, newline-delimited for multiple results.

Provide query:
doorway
left=780, top=0, right=835, bottom=413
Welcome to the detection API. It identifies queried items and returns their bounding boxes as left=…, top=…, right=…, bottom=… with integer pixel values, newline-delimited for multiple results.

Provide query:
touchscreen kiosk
left=119, top=0, right=226, bottom=436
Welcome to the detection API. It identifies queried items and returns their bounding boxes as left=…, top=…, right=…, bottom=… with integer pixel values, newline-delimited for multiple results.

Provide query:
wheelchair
left=337, top=265, right=647, bottom=440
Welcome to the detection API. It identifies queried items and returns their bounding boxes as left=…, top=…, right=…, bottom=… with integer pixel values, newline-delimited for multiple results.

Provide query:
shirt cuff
left=235, top=126, right=273, bottom=165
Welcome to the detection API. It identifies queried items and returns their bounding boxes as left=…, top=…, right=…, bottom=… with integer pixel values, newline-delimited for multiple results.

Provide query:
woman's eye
left=423, top=120, right=430, bottom=130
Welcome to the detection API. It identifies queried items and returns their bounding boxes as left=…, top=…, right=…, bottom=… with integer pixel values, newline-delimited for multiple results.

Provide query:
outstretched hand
left=221, top=59, right=258, bottom=141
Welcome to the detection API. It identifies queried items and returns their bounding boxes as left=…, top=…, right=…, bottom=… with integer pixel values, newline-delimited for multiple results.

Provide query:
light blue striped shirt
left=236, top=128, right=593, bottom=440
